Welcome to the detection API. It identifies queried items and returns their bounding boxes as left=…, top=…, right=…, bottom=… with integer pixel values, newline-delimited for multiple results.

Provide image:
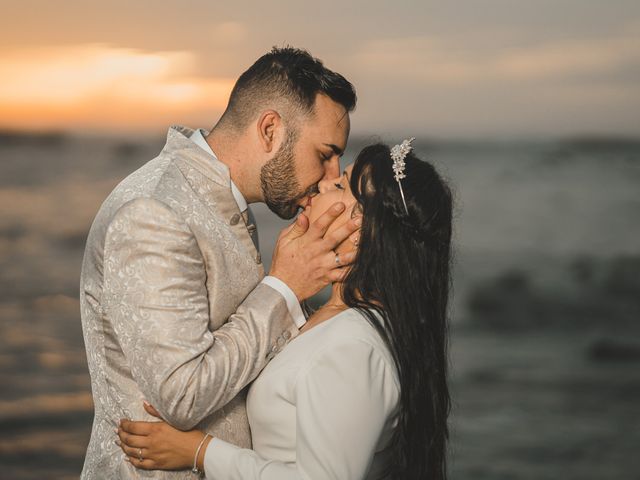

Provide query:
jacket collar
left=161, top=125, right=230, bottom=188
left=189, top=128, right=249, bottom=213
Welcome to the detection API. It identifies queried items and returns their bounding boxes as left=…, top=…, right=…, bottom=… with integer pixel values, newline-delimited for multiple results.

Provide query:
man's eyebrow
left=323, top=143, right=344, bottom=156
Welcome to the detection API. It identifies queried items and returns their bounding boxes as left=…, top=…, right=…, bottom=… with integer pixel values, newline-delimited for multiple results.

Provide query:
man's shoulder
left=85, top=155, right=188, bottom=239
left=108, top=155, right=179, bottom=205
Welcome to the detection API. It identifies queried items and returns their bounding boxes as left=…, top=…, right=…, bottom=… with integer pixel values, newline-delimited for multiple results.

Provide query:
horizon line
left=1, top=127, right=639, bottom=145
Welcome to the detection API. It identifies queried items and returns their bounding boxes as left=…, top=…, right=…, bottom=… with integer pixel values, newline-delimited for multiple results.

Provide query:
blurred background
left=1, top=1, right=639, bottom=478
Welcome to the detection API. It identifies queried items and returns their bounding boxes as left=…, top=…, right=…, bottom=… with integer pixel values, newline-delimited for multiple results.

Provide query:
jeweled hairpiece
left=390, top=137, right=415, bottom=215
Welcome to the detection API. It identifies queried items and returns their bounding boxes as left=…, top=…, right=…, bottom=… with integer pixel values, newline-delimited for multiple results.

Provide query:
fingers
left=324, top=216, right=361, bottom=250
left=308, top=202, right=345, bottom=239
left=322, top=249, right=356, bottom=283
left=288, top=212, right=310, bottom=239
left=125, top=455, right=155, bottom=470
left=117, top=428, right=149, bottom=449
left=279, top=220, right=297, bottom=238
left=143, top=401, right=162, bottom=419
left=334, top=250, right=356, bottom=267
left=119, top=418, right=154, bottom=436
left=119, top=439, right=147, bottom=458
left=328, top=266, right=350, bottom=283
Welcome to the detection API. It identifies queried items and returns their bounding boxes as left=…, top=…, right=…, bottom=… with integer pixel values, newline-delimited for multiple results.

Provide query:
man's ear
left=256, top=110, right=282, bottom=154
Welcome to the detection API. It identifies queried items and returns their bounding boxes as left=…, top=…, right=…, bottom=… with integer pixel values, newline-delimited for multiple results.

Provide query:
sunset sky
left=1, top=0, right=639, bottom=138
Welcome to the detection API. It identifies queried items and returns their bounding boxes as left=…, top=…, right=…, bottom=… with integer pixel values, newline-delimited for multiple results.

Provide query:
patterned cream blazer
left=79, top=126, right=299, bottom=479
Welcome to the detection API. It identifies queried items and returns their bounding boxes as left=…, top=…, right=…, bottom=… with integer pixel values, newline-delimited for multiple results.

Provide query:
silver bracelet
left=192, top=433, right=211, bottom=475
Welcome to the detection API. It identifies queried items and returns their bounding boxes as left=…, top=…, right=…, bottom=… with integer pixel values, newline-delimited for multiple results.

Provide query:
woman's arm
left=119, top=339, right=399, bottom=479
left=117, top=402, right=211, bottom=472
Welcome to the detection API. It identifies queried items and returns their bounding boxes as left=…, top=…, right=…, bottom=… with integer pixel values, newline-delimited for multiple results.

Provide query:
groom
left=80, top=47, right=357, bottom=478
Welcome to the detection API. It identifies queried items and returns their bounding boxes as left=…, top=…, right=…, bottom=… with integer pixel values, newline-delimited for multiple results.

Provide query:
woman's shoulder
left=304, top=308, right=398, bottom=378
left=294, top=308, right=401, bottom=411
left=323, top=307, right=386, bottom=342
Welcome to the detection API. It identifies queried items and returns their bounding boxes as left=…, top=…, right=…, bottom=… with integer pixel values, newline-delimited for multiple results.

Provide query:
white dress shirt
left=190, top=129, right=306, bottom=328
left=203, top=308, right=401, bottom=480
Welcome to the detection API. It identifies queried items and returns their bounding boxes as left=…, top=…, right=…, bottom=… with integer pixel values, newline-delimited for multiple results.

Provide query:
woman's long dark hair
left=342, top=143, right=453, bottom=480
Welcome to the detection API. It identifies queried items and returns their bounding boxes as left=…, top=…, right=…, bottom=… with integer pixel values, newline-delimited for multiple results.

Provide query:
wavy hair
left=341, top=143, right=453, bottom=479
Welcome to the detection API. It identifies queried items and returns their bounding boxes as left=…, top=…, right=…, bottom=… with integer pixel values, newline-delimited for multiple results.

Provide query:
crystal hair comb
left=390, top=137, right=415, bottom=215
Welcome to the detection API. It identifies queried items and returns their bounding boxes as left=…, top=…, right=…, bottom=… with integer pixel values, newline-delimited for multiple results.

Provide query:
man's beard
left=260, top=130, right=317, bottom=219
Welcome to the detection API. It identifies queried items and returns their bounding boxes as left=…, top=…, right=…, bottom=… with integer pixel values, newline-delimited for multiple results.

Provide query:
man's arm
left=103, top=197, right=297, bottom=429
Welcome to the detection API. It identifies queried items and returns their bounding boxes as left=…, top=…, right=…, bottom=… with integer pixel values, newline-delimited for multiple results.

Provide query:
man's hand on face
left=269, top=202, right=361, bottom=301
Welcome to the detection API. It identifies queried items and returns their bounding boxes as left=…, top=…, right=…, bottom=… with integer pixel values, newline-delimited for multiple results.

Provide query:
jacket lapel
left=164, top=126, right=264, bottom=273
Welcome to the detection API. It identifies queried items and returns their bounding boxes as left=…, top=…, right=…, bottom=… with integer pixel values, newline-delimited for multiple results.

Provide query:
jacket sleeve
left=202, top=339, right=400, bottom=480
left=102, top=197, right=298, bottom=429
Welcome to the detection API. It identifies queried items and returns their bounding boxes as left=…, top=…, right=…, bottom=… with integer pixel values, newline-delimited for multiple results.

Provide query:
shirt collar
left=189, top=128, right=248, bottom=213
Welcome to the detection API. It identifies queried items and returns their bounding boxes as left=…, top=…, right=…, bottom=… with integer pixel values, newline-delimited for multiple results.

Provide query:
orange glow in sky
left=0, top=2, right=638, bottom=138
left=0, top=45, right=234, bottom=132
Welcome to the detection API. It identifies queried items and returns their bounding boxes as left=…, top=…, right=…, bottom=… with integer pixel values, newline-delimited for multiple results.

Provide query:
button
left=229, top=213, right=241, bottom=225
left=255, top=253, right=262, bottom=264
left=283, top=331, right=292, bottom=340
left=276, top=336, right=286, bottom=347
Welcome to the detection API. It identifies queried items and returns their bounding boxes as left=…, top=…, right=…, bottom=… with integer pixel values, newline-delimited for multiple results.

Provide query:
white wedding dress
left=203, top=308, right=400, bottom=480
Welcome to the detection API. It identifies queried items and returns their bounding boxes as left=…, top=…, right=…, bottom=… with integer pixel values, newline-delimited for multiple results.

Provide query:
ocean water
left=0, top=132, right=638, bottom=478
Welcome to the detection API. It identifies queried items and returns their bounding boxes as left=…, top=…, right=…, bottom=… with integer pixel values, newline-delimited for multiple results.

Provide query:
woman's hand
left=117, top=402, right=211, bottom=471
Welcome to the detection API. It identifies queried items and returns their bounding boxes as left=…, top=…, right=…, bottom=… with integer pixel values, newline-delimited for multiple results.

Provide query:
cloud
left=352, top=29, right=640, bottom=85
left=211, top=21, right=250, bottom=44
left=347, top=29, right=640, bottom=137
left=495, top=36, right=640, bottom=80
left=0, top=44, right=235, bottom=131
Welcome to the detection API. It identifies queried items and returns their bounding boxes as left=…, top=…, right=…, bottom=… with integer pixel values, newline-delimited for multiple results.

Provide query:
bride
left=116, top=140, right=453, bottom=480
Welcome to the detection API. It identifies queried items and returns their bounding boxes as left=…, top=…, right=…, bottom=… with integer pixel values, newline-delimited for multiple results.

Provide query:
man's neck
left=206, top=127, right=262, bottom=204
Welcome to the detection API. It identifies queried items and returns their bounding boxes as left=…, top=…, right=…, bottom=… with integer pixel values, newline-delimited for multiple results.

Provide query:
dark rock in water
left=0, top=224, right=28, bottom=241
left=569, top=256, right=596, bottom=285
left=55, top=231, right=89, bottom=251
left=466, top=269, right=548, bottom=330
left=494, top=270, right=530, bottom=292
left=466, top=255, right=640, bottom=332
left=111, top=141, right=148, bottom=167
left=112, top=141, right=142, bottom=157
left=0, top=130, right=68, bottom=147
left=561, top=136, right=640, bottom=153
left=603, top=256, right=640, bottom=300
left=587, top=338, right=640, bottom=362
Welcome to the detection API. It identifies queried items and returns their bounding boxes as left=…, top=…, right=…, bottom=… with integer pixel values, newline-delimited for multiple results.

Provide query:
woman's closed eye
left=334, top=171, right=349, bottom=191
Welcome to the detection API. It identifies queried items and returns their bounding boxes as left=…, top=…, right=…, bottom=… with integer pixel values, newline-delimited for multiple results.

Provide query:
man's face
left=260, top=93, right=350, bottom=219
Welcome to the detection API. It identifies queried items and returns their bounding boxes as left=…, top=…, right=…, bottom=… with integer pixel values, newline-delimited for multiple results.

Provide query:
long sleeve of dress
left=203, top=337, right=400, bottom=480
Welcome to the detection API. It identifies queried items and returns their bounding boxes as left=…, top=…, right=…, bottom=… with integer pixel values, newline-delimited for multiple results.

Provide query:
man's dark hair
left=219, top=46, right=356, bottom=130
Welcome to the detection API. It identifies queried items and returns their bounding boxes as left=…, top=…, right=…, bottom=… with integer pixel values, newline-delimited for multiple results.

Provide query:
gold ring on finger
left=138, top=448, right=143, bottom=461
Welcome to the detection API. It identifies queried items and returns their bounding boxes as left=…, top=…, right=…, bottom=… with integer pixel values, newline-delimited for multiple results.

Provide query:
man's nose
left=318, top=177, right=337, bottom=193
left=318, top=156, right=341, bottom=193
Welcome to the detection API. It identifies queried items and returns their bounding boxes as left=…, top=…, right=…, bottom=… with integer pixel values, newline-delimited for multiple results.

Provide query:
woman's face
left=307, top=163, right=358, bottom=250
